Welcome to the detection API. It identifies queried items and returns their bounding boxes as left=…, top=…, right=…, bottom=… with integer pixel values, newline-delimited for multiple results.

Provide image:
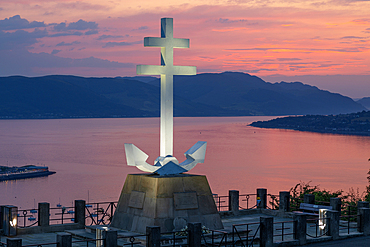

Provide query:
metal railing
left=72, top=238, right=102, bottom=247
left=213, top=193, right=280, bottom=212
left=161, top=231, right=188, bottom=247
left=85, top=202, right=117, bottom=226
left=16, top=209, right=38, bottom=228
left=232, top=222, right=260, bottom=247
left=22, top=243, right=58, bottom=247
left=273, top=221, right=294, bottom=242
left=340, top=204, right=357, bottom=234
left=118, top=233, right=148, bottom=247
left=239, top=194, right=257, bottom=210
left=306, top=217, right=329, bottom=238
left=50, top=206, right=75, bottom=225
left=201, top=230, right=228, bottom=247
left=267, top=194, right=279, bottom=210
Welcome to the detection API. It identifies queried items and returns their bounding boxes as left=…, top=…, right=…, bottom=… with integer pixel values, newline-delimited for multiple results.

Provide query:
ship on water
left=0, top=165, right=56, bottom=181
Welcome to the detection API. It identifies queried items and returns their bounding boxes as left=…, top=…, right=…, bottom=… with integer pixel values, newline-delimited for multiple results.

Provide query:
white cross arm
left=137, top=65, right=165, bottom=75
left=144, top=37, right=190, bottom=48
left=173, top=66, right=196, bottom=75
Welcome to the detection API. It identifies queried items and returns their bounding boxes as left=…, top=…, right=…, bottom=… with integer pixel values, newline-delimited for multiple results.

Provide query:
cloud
left=277, top=58, right=302, bottom=61
left=0, top=29, right=47, bottom=50
left=56, top=41, right=81, bottom=46
left=0, top=49, right=134, bottom=76
left=103, top=40, right=142, bottom=48
left=49, top=31, right=83, bottom=37
left=97, top=34, right=125, bottom=40
left=341, top=36, right=365, bottom=39
left=85, top=30, right=98, bottom=35
left=55, top=2, right=110, bottom=11
left=51, top=49, right=61, bottom=55
left=53, top=19, right=98, bottom=31
left=67, top=19, right=98, bottom=30
left=226, top=47, right=368, bottom=53
left=215, top=18, right=249, bottom=24
left=0, top=15, right=46, bottom=30
left=351, top=18, right=370, bottom=24
left=131, top=26, right=148, bottom=31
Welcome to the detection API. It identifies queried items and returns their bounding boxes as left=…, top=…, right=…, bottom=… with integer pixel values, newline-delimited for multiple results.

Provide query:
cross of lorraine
left=124, top=18, right=207, bottom=176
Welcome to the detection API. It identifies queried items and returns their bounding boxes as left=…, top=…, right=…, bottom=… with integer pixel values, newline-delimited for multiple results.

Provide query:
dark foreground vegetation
left=250, top=110, right=370, bottom=136
left=271, top=169, right=370, bottom=216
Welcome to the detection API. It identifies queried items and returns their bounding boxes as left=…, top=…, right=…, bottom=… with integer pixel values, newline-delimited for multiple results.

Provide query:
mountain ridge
left=0, top=72, right=365, bottom=119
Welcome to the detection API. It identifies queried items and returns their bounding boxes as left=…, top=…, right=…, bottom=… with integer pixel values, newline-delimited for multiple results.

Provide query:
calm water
left=1, top=116, right=370, bottom=209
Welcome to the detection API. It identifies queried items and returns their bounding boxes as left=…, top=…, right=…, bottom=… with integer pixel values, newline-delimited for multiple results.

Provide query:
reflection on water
left=1, top=116, right=370, bottom=209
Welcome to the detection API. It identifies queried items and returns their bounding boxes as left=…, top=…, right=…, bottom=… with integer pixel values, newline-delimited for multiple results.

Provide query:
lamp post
left=2, top=205, right=18, bottom=236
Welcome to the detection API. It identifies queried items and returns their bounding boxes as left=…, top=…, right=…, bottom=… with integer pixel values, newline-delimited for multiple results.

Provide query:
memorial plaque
left=128, top=191, right=146, bottom=209
left=174, top=192, right=198, bottom=210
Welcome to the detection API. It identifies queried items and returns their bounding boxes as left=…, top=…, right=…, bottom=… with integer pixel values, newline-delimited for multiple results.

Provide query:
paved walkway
left=0, top=213, right=365, bottom=246
left=306, top=235, right=370, bottom=246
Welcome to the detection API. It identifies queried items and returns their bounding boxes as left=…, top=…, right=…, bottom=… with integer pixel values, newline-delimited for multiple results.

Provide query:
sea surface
left=1, top=116, right=370, bottom=209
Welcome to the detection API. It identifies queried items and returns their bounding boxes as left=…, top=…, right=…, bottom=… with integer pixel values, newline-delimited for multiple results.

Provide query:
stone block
left=128, top=191, right=146, bottom=209
left=203, top=214, right=224, bottom=229
left=139, top=176, right=158, bottom=198
left=173, top=208, right=189, bottom=218
left=182, top=175, right=211, bottom=196
left=157, top=176, right=185, bottom=197
left=111, top=174, right=223, bottom=233
left=174, top=192, right=198, bottom=210
left=198, top=195, right=218, bottom=214
left=142, top=197, right=157, bottom=218
left=156, top=198, right=174, bottom=218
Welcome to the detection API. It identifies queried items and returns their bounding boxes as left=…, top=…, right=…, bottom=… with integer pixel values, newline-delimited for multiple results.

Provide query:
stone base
left=110, top=174, right=223, bottom=233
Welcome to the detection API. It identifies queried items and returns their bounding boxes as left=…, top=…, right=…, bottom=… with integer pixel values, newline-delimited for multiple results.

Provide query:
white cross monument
left=124, top=18, right=207, bottom=176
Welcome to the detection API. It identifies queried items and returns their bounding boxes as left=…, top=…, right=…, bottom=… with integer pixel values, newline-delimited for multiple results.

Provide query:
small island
left=250, top=110, right=370, bottom=136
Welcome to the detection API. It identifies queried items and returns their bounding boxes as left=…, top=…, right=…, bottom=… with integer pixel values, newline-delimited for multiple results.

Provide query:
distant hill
left=357, top=97, right=370, bottom=110
left=0, top=72, right=366, bottom=119
left=250, top=110, right=370, bottom=136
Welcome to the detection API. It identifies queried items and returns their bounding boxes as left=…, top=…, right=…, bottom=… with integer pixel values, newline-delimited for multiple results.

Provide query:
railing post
left=303, top=194, right=315, bottom=204
left=146, top=226, right=161, bottom=247
left=74, top=200, right=86, bottom=226
left=229, top=190, right=239, bottom=214
left=257, top=188, right=267, bottom=209
left=103, top=229, right=118, bottom=247
left=358, top=201, right=370, bottom=210
left=260, top=216, right=273, bottom=247
left=326, top=210, right=339, bottom=240
left=188, top=222, right=201, bottom=247
left=279, top=191, right=290, bottom=212
left=293, top=213, right=307, bottom=245
left=330, top=198, right=341, bottom=213
left=7, top=238, right=22, bottom=247
left=358, top=208, right=370, bottom=235
left=38, top=202, right=50, bottom=226
left=57, top=232, right=72, bottom=247
left=2, top=205, right=17, bottom=236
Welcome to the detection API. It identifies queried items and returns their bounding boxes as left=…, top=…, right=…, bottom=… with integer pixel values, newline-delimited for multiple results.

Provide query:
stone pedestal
left=111, top=174, right=223, bottom=233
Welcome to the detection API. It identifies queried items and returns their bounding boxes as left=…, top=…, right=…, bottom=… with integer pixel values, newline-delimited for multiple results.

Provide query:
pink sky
left=0, top=0, right=370, bottom=98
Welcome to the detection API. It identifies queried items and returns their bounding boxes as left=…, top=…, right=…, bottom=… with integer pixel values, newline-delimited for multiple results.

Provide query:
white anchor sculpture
left=124, top=18, right=207, bottom=176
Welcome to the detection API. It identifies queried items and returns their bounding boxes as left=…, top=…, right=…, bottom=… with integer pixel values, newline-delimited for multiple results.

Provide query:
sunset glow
left=1, top=0, right=370, bottom=96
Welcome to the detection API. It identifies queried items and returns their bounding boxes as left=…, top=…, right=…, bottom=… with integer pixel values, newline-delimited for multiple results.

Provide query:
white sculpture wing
left=179, top=141, right=207, bottom=172
left=124, top=144, right=159, bottom=173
